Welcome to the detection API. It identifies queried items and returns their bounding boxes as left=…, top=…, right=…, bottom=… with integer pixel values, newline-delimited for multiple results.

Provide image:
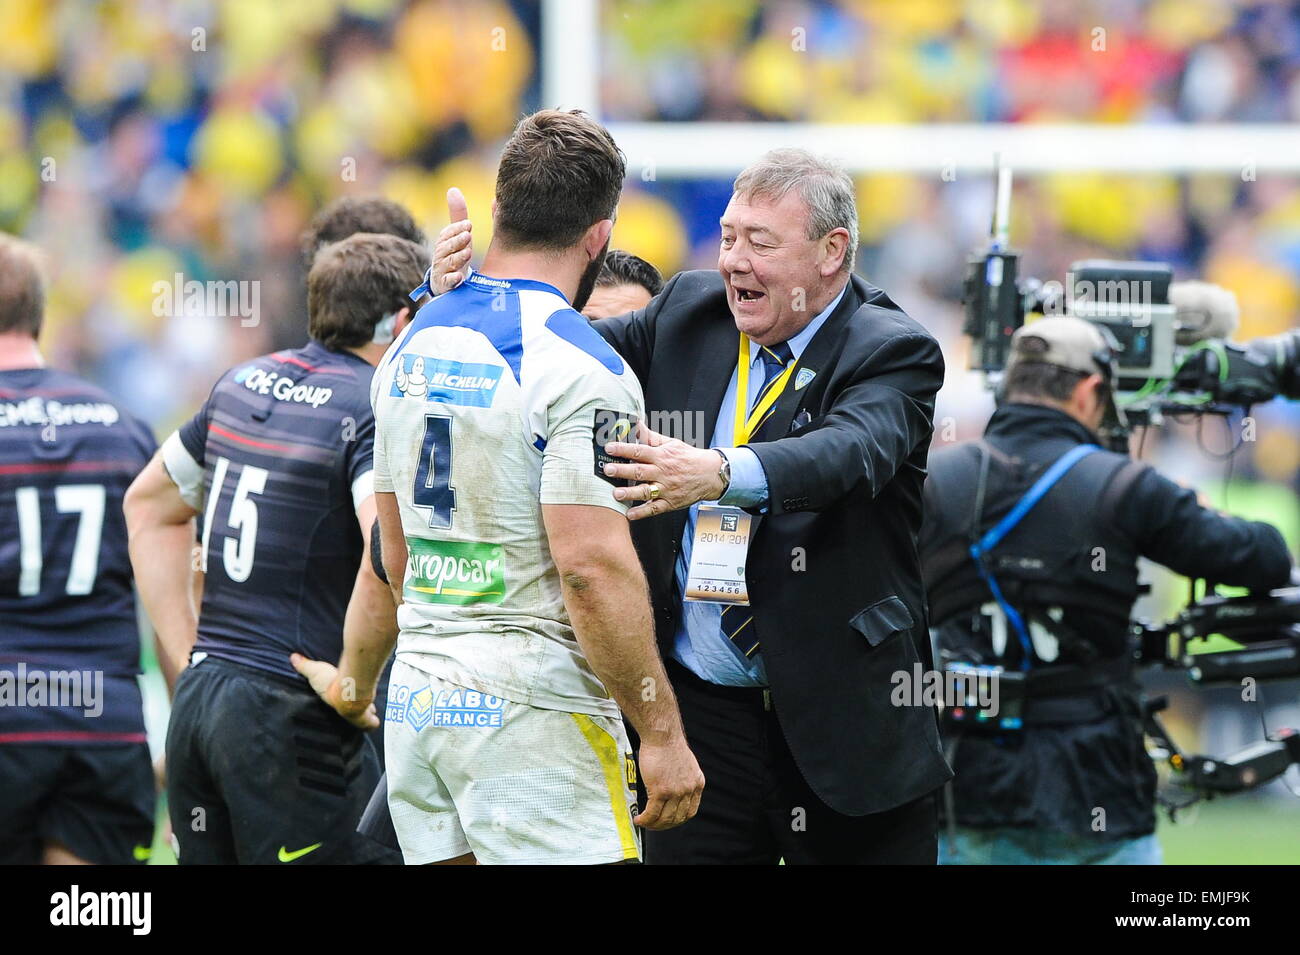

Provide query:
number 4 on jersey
left=414, top=414, right=455, bottom=528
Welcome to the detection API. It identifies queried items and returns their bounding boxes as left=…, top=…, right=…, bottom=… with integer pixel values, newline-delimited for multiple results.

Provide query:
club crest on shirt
left=795, top=368, right=817, bottom=390
left=593, top=408, right=640, bottom=486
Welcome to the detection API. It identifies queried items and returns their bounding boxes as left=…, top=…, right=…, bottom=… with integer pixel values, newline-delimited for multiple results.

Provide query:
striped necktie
left=720, top=340, right=793, bottom=658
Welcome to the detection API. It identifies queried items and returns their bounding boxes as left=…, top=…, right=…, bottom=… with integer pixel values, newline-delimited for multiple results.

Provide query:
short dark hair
left=0, top=234, right=45, bottom=338
left=1006, top=334, right=1100, bottom=403
left=597, top=249, right=663, bottom=297
left=494, top=109, right=625, bottom=251
left=1004, top=362, right=1088, bottom=403
left=300, top=197, right=425, bottom=267
left=308, top=233, right=428, bottom=352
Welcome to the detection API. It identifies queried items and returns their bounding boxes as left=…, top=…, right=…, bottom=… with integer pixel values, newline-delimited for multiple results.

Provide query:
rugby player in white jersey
left=300, top=109, right=703, bottom=864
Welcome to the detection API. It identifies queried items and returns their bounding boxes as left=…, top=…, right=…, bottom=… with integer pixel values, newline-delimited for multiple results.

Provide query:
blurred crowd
left=0, top=0, right=1297, bottom=552
left=603, top=0, right=1300, bottom=123
left=0, top=0, right=542, bottom=428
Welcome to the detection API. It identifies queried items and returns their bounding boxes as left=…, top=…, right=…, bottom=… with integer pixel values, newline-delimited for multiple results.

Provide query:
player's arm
left=124, top=450, right=199, bottom=695
left=190, top=544, right=205, bottom=613
left=543, top=503, right=704, bottom=830
left=339, top=501, right=399, bottom=703
left=293, top=493, right=398, bottom=730
left=376, top=490, right=407, bottom=607
left=366, top=377, right=406, bottom=608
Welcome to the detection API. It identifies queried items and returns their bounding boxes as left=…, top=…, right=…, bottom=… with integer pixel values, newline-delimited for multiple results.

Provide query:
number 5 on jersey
left=203, top=456, right=268, bottom=582
left=414, top=414, right=456, bottom=528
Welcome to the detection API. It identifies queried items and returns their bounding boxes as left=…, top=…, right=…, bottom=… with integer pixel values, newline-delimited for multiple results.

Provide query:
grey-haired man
left=434, top=149, right=952, bottom=864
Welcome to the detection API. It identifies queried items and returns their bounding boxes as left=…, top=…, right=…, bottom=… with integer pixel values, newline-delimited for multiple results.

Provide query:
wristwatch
left=711, top=448, right=732, bottom=498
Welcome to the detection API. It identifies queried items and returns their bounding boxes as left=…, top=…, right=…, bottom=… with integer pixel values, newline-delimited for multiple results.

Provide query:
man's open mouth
left=735, top=288, right=765, bottom=302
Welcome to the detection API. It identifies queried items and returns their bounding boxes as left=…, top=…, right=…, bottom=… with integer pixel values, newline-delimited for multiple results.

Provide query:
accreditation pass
left=684, top=505, right=753, bottom=605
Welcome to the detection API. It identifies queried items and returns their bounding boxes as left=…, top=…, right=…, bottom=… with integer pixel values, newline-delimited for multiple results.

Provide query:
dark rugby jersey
left=0, top=367, right=155, bottom=744
left=164, top=341, right=375, bottom=680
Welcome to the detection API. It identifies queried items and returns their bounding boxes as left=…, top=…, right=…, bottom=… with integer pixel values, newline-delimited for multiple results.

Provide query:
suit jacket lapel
left=682, top=309, right=740, bottom=437
left=645, top=308, right=736, bottom=551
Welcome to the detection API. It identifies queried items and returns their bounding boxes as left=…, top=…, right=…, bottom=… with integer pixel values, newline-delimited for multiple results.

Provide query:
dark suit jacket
left=596, top=270, right=953, bottom=816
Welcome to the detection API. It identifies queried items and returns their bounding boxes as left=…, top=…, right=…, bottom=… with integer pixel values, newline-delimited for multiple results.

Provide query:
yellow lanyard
left=734, top=335, right=797, bottom=445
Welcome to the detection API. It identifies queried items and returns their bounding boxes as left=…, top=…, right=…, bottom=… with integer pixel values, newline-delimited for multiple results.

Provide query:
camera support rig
left=1137, top=586, right=1300, bottom=814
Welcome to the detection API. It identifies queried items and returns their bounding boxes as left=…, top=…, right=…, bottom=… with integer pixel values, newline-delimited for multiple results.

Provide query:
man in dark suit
left=431, top=149, right=952, bottom=863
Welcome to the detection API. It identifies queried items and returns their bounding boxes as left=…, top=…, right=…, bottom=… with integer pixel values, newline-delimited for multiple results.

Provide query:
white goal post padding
left=604, top=122, right=1300, bottom=176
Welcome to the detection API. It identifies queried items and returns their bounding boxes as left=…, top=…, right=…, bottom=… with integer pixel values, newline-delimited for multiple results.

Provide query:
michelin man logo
left=394, top=355, right=429, bottom=398
left=390, top=355, right=503, bottom=406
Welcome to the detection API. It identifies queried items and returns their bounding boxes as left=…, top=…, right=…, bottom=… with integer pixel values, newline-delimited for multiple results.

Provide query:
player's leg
left=385, top=661, right=474, bottom=865
left=45, top=743, right=156, bottom=865
left=201, top=661, right=395, bottom=864
left=459, top=702, right=643, bottom=865
left=166, top=665, right=237, bottom=864
left=404, top=669, right=643, bottom=865
left=0, top=744, right=62, bottom=864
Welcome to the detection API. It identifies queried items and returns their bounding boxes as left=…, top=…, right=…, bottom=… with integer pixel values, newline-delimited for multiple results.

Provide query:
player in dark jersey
left=125, top=232, right=429, bottom=864
left=0, top=234, right=158, bottom=865
left=184, top=195, right=428, bottom=758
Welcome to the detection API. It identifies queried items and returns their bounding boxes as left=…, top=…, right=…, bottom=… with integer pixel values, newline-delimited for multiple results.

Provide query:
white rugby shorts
left=385, top=659, right=641, bottom=865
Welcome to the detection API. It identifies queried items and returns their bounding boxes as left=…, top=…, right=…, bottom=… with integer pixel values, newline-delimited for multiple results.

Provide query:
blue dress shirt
left=670, top=284, right=848, bottom=687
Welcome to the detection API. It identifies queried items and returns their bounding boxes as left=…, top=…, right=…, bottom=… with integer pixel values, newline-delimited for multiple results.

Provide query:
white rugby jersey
left=372, top=270, right=645, bottom=718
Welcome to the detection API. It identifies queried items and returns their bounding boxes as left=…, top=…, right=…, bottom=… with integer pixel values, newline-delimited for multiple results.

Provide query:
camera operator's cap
left=1008, top=316, right=1118, bottom=381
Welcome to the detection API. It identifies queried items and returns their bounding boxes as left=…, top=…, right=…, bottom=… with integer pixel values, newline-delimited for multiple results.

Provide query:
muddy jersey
left=371, top=271, right=644, bottom=718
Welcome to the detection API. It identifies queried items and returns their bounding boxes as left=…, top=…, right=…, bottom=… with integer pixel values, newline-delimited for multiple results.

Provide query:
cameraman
left=920, top=316, right=1292, bottom=865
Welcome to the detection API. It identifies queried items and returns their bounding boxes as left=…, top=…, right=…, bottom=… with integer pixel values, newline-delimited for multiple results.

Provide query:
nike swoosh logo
left=277, top=843, right=322, bottom=863
left=132, top=844, right=152, bottom=861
